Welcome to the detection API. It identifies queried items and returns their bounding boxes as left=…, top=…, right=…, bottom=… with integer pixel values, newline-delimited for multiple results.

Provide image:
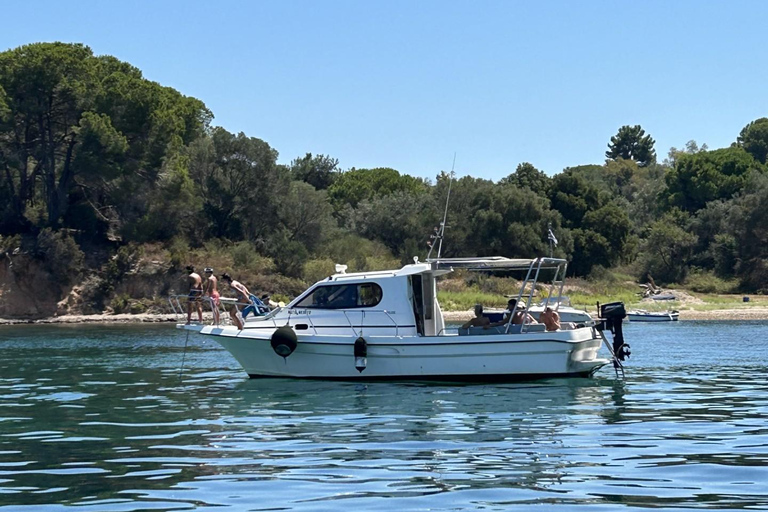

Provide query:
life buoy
left=271, top=326, right=297, bottom=358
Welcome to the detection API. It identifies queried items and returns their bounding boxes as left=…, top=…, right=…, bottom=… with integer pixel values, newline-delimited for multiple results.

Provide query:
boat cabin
left=284, top=257, right=570, bottom=338
left=286, top=262, right=447, bottom=337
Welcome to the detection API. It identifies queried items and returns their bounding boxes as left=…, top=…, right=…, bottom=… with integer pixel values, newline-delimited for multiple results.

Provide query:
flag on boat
left=548, top=228, right=558, bottom=246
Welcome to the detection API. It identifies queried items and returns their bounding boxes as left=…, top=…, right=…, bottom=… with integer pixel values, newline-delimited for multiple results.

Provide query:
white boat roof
left=322, top=256, right=567, bottom=284
left=429, top=256, right=567, bottom=271
left=326, top=262, right=436, bottom=282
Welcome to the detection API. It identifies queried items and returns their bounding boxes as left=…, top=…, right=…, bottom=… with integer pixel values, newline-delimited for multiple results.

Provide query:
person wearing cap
left=461, top=304, right=490, bottom=329
left=486, top=298, right=538, bottom=328
left=203, top=267, right=220, bottom=325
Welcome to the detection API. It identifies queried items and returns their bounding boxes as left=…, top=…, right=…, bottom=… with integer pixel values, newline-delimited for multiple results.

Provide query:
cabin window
left=294, top=283, right=383, bottom=309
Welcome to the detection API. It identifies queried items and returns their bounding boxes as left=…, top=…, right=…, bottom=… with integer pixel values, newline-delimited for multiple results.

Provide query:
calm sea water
left=1, top=321, right=768, bottom=511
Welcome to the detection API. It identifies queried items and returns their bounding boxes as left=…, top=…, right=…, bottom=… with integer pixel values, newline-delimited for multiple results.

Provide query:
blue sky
left=2, top=1, right=767, bottom=181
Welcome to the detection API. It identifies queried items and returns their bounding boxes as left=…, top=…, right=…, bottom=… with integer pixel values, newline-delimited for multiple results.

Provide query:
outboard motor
left=271, top=326, right=298, bottom=358
left=354, top=337, right=367, bottom=373
left=599, top=301, right=630, bottom=362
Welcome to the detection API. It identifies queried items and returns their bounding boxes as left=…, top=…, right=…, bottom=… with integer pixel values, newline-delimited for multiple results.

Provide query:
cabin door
left=410, top=275, right=425, bottom=335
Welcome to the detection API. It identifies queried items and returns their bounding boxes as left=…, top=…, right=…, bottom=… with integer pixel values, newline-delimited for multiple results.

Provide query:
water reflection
left=1, top=322, right=768, bottom=510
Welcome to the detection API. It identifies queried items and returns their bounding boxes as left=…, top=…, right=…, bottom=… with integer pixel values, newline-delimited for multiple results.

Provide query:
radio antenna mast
left=427, top=154, right=455, bottom=261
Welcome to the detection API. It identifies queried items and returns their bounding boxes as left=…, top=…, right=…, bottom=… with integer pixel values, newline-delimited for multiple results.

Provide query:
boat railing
left=210, top=307, right=401, bottom=336
left=341, top=309, right=401, bottom=338
left=168, top=294, right=261, bottom=326
left=504, top=257, right=569, bottom=335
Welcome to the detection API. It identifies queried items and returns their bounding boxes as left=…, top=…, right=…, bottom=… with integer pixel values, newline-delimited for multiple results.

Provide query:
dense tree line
left=1, top=43, right=767, bottom=293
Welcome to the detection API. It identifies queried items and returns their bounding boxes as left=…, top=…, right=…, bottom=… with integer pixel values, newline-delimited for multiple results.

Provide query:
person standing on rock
left=186, top=265, right=204, bottom=324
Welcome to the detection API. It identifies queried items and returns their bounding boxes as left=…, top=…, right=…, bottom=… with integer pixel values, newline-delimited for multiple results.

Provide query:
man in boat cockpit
left=461, top=304, right=491, bottom=329
left=538, top=306, right=561, bottom=331
left=486, top=298, right=539, bottom=328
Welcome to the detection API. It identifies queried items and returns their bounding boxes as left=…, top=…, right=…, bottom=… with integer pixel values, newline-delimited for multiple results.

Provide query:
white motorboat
left=627, top=309, right=679, bottom=322
left=177, top=257, right=630, bottom=381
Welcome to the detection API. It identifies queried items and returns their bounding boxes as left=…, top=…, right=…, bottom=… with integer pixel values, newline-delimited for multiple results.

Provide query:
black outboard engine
left=598, top=301, right=630, bottom=363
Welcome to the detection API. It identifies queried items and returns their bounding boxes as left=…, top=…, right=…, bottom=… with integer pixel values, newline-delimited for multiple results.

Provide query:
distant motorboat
left=627, top=309, right=679, bottom=322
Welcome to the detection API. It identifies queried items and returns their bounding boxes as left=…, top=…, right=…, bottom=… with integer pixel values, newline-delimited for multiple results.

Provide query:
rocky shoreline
left=2, top=307, right=768, bottom=326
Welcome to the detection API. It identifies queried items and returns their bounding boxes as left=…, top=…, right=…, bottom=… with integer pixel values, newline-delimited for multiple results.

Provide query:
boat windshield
left=293, top=282, right=383, bottom=309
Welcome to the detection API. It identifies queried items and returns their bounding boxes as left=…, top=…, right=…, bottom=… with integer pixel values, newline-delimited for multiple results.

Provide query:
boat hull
left=195, top=326, right=609, bottom=380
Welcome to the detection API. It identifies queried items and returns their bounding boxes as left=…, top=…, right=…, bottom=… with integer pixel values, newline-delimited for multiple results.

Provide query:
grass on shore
left=438, top=281, right=767, bottom=313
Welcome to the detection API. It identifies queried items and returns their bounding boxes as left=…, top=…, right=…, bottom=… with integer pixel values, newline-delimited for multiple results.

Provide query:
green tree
left=602, top=158, right=638, bottom=197
left=328, top=167, right=428, bottom=210
left=274, top=181, right=334, bottom=251
left=548, top=170, right=604, bottom=229
left=689, top=200, right=732, bottom=273
left=582, top=201, right=634, bottom=265
left=348, top=190, right=438, bottom=260
left=126, top=153, right=201, bottom=243
left=569, top=229, right=612, bottom=276
left=639, top=210, right=697, bottom=284
left=606, top=125, right=656, bottom=167
left=466, top=183, right=560, bottom=259
left=663, top=140, right=708, bottom=167
left=0, top=42, right=210, bottom=237
left=499, top=162, right=550, bottom=196
left=735, top=117, right=768, bottom=164
left=728, top=173, right=768, bottom=291
left=290, top=153, right=339, bottom=190
left=187, top=127, right=286, bottom=241
left=665, top=146, right=764, bottom=212
left=624, top=164, right=668, bottom=231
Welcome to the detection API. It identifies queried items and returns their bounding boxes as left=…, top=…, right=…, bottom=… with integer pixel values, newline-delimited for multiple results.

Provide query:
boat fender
left=354, top=337, right=367, bottom=373
left=271, top=326, right=298, bottom=358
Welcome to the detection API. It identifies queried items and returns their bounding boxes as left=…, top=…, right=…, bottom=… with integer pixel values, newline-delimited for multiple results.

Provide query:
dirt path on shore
left=678, top=308, right=768, bottom=320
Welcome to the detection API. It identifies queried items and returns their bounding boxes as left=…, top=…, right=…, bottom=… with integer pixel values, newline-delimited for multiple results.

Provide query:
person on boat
left=461, top=304, right=491, bottom=329
left=538, top=306, right=561, bottom=331
left=186, top=265, right=204, bottom=325
left=221, top=273, right=251, bottom=329
left=486, top=298, right=538, bottom=328
left=203, top=267, right=220, bottom=325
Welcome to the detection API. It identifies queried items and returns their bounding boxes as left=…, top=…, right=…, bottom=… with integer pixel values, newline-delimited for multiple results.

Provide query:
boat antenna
left=427, top=155, right=455, bottom=261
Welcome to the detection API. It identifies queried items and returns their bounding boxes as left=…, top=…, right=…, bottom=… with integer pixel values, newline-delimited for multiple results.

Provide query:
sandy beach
left=2, top=307, right=768, bottom=325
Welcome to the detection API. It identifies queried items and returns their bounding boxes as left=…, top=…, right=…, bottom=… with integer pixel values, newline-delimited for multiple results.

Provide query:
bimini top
left=321, top=256, right=568, bottom=284
left=428, top=256, right=567, bottom=271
